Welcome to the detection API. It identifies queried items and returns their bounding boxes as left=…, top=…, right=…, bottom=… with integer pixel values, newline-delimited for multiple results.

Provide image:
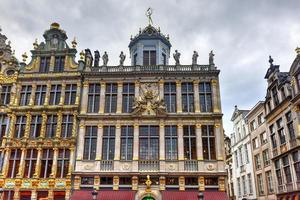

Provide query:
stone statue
left=84, top=49, right=93, bottom=67
left=192, top=50, right=199, bottom=65
left=119, top=51, right=126, bottom=66
left=94, top=50, right=100, bottom=67
left=173, top=50, right=181, bottom=65
left=209, top=50, right=215, bottom=65
left=102, top=51, right=108, bottom=66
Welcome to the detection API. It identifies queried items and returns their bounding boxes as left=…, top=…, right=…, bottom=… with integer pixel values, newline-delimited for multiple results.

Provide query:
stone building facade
left=247, top=101, right=276, bottom=200
left=72, top=24, right=227, bottom=200
left=231, top=106, right=257, bottom=200
left=224, top=134, right=234, bottom=200
left=0, top=23, right=81, bottom=200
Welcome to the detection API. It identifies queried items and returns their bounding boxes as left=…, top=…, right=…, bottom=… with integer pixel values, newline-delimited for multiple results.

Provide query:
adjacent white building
left=231, top=106, right=257, bottom=200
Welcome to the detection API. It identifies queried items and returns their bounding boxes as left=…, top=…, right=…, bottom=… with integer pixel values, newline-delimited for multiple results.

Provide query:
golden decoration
left=79, top=50, right=85, bottom=61
left=145, top=175, right=152, bottom=192
left=33, top=39, right=38, bottom=49
left=22, top=52, right=28, bottom=63
left=72, top=37, right=77, bottom=48
left=50, top=22, right=60, bottom=29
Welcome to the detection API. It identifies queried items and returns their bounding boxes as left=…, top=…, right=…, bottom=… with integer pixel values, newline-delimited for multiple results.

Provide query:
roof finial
left=295, top=47, right=300, bottom=55
left=269, top=55, right=274, bottom=66
left=146, top=7, right=153, bottom=25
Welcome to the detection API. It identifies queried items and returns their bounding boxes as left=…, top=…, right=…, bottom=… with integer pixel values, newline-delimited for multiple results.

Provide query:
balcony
left=278, top=185, right=285, bottom=193
left=100, top=160, right=114, bottom=171
left=89, top=64, right=214, bottom=73
left=138, top=160, right=159, bottom=171
left=286, top=183, right=294, bottom=192
left=184, top=160, right=198, bottom=171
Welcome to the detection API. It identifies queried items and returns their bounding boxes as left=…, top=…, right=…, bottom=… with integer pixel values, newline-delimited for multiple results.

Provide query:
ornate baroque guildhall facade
left=0, top=20, right=227, bottom=200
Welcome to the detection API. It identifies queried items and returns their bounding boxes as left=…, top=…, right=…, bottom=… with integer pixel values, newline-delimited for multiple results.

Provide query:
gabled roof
left=231, top=105, right=249, bottom=121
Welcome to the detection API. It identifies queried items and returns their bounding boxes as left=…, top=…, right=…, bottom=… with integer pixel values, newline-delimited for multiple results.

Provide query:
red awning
left=71, top=190, right=136, bottom=200
left=204, top=191, right=228, bottom=200
left=161, top=191, right=198, bottom=200
left=161, top=190, right=228, bottom=200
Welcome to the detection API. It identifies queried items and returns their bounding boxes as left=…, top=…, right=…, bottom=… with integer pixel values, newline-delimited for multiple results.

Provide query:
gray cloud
left=1, top=0, right=300, bottom=134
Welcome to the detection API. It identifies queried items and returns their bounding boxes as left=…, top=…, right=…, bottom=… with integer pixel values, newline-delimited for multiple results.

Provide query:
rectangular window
left=292, top=151, right=300, bottom=181
left=102, top=126, right=115, bottom=160
left=182, top=82, right=194, bottom=112
left=105, top=83, right=117, bottom=113
left=266, top=170, right=274, bottom=193
left=24, top=149, right=37, bottom=178
left=257, top=113, right=264, bottom=125
left=64, top=84, right=77, bottom=105
left=262, top=149, right=270, bottom=166
left=54, top=56, right=65, bottom=72
left=270, top=125, right=277, bottom=148
left=286, top=111, right=295, bottom=140
left=282, top=155, right=292, bottom=183
left=237, top=177, right=241, bottom=196
left=122, top=83, right=134, bottom=113
left=244, top=144, right=249, bottom=164
left=39, top=57, right=50, bottom=73
left=202, top=125, right=216, bottom=160
left=83, top=126, right=97, bottom=160
left=183, top=125, right=196, bottom=160
left=164, top=83, right=177, bottom=113
left=120, top=126, right=133, bottom=160
left=275, top=159, right=283, bottom=186
left=162, top=53, right=166, bottom=65
left=88, top=83, right=100, bottom=113
left=61, top=115, right=73, bottom=138
left=257, top=174, right=264, bottom=195
left=272, top=87, right=279, bottom=106
left=133, top=54, right=137, bottom=66
left=254, top=154, right=261, bottom=170
left=30, top=115, right=42, bottom=138
left=41, top=149, right=53, bottom=178
left=252, top=137, right=259, bottom=149
left=248, top=173, right=253, bottom=194
left=0, top=115, right=7, bottom=143
left=199, top=82, right=212, bottom=112
left=0, top=85, right=11, bottom=105
left=49, top=84, right=61, bottom=105
left=250, top=120, right=256, bottom=131
left=143, top=50, right=156, bottom=66
left=15, top=116, right=27, bottom=138
left=45, top=115, right=57, bottom=138
left=260, top=132, right=268, bottom=145
left=234, top=151, right=239, bottom=168
left=8, top=149, right=21, bottom=178
left=242, top=175, right=246, bottom=195
left=165, top=125, right=177, bottom=160
left=139, top=126, right=159, bottom=160
left=20, top=85, right=32, bottom=106
left=35, top=85, right=47, bottom=105
left=57, top=149, right=70, bottom=178
left=276, top=118, right=286, bottom=145
left=239, top=147, right=243, bottom=166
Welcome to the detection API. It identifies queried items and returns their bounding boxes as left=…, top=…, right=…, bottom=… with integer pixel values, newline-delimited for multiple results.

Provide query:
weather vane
left=146, top=7, right=153, bottom=25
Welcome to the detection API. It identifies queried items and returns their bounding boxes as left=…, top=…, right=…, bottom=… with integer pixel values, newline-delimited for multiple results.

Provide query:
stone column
left=1, top=148, right=11, bottom=177
left=196, top=123, right=203, bottom=160
left=211, top=79, right=220, bottom=113
left=96, top=124, right=103, bottom=160
left=17, top=147, right=26, bottom=178
left=176, top=80, right=182, bottom=113
left=116, top=82, right=123, bottom=114
left=33, top=147, right=43, bottom=178
left=40, top=112, right=47, bottom=138
left=159, top=80, right=164, bottom=100
left=43, top=81, right=51, bottom=106
left=13, top=83, right=21, bottom=106
left=134, top=81, right=140, bottom=98
left=50, top=147, right=59, bottom=178
left=67, top=146, right=75, bottom=177
left=75, top=81, right=81, bottom=106
left=29, top=83, right=37, bottom=106
left=8, top=113, right=16, bottom=138
left=99, top=82, right=106, bottom=114
left=24, top=112, right=32, bottom=138
left=114, top=124, right=121, bottom=160
left=59, top=81, right=66, bottom=106
left=72, top=111, right=78, bottom=137
left=55, top=111, right=63, bottom=138
left=76, top=123, right=85, bottom=160
left=81, top=81, right=89, bottom=113
left=159, top=122, right=165, bottom=160
left=132, top=123, right=139, bottom=171
left=177, top=124, right=184, bottom=160
left=193, top=80, right=200, bottom=113
left=215, top=123, right=223, bottom=160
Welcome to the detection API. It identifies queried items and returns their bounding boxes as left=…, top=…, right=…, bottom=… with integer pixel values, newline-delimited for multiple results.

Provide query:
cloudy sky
left=1, top=0, right=300, bottom=134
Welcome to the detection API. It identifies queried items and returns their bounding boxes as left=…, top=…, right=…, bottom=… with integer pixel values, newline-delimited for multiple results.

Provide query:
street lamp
left=198, top=191, right=204, bottom=200
left=91, top=188, right=98, bottom=200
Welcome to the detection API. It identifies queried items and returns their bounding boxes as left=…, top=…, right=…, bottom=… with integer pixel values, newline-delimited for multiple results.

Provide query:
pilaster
left=17, top=147, right=26, bottom=178
left=67, top=146, right=75, bottom=177
left=113, top=176, right=119, bottom=190
left=50, top=147, right=58, bottom=178
left=72, top=111, right=78, bottom=137
left=215, top=123, right=223, bottom=160
left=29, top=83, right=37, bottom=106
left=196, top=123, right=203, bottom=160
left=1, top=148, right=11, bottom=177
left=76, top=123, right=85, bottom=160
left=194, top=80, right=200, bottom=113
left=81, top=81, right=89, bottom=113
left=59, top=81, right=66, bottom=106
left=134, top=81, right=140, bottom=98
left=198, top=176, right=205, bottom=191
left=176, top=80, right=182, bottom=113
left=179, top=176, right=185, bottom=191
left=24, top=112, right=31, bottom=138
left=33, top=147, right=42, bottom=178
left=159, top=122, right=165, bottom=160
left=114, top=124, right=121, bottom=160
left=177, top=124, right=184, bottom=160
left=43, top=81, right=51, bottom=106
left=75, top=81, right=81, bottom=105
left=55, top=111, right=63, bottom=138
left=99, top=82, right=106, bottom=113
left=40, top=112, right=47, bottom=138
left=116, top=82, right=123, bottom=114
left=159, top=80, right=164, bottom=100
left=8, top=113, right=16, bottom=138
left=96, top=124, right=103, bottom=160
left=211, top=79, right=220, bottom=113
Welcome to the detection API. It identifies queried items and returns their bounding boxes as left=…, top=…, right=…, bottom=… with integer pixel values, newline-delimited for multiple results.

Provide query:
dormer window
left=40, top=57, right=50, bottom=73
left=272, top=87, right=279, bottom=106
left=54, top=56, right=65, bottom=72
left=143, top=50, right=156, bottom=66
left=133, top=54, right=137, bottom=66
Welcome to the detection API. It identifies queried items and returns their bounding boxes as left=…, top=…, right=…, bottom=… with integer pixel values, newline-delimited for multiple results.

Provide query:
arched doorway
left=142, top=196, right=155, bottom=200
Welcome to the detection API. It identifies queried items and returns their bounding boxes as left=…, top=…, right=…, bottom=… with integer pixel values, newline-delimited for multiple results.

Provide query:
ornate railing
left=90, top=65, right=214, bottom=73
left=278, top=185, right=285, bottom=193
left=138, top=160, right=159, bottom=171
left=184, top=160, right=198, bottom=171
left=100, top=160, right=114, bottom=171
